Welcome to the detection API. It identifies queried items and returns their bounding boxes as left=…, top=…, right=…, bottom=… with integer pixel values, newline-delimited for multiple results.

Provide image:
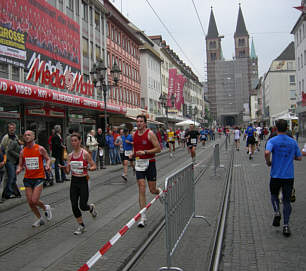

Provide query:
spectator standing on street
left=86, top=130, right=98, bottom=165
left=51, top=125, right=67, bottom=183
left=16, top=130, right=53, bottom=227
left=113, top=128, right=121, bottom=164
left=66, top=128, right=74, bottom=154
left=60, top=133, right=97, bottom=235
left=0, top=147, right=6, bottom=203
left=48, top=129, right=55, bottom=155
left=265, top=119, right=302, bottom=237
left=96, top=128, right=106, bottom=170
left=106, top=130, right=116, bottom=165
left=1, top=122, right=21, bottom=199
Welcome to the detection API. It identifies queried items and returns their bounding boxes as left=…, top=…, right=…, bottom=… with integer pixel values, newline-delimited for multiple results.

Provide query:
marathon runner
left=234, top=127, right=241, bottom=151
left=200, top=128, right=207, bottom=146
left=60, top=133, right=97, bottom=235
left=133, top=115, right=163, bottom=227
left=167, top=127, right=175, bottom=158
left=121, top=128, right=135, bottom=182
left=185, top=124, right=200, bottom=163
left=16, top=130, right=53, bottom=227
left=245, top=123, right=256, bottom=160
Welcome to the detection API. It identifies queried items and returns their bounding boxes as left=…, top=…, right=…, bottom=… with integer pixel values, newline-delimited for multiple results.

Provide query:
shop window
left=82, top=37, right=88, bottom=57
left=95, top=11, right=100, bottom=31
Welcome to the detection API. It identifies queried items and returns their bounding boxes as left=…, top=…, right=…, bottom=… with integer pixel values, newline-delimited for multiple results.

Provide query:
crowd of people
left=0, top=118, right=304, bottom=237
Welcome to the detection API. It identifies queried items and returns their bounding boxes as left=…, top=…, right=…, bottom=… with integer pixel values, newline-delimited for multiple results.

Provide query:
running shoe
left=44, top=205, right=53, bottom=221
left=74, top=225, right=86, bottom=235
left=32, top=218, right=45, bottom=227
left=121, top=174, right=128, bottom=182
left=272, top=213, right=281, bottom=227
left=283, top=225, right=291, bottom=237
left=90, top=204, right=97, bottom=218
left=137, top=214, right=147, bottom=228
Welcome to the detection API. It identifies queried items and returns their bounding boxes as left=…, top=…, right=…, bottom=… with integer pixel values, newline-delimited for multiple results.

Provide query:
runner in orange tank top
left=16, top=130, right=53, bottom=227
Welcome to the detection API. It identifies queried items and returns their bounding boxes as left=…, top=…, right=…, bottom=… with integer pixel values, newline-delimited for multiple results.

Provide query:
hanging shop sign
left=26, top=107, right=65, bottom=118
left=0, top=78, right=127, bottom=114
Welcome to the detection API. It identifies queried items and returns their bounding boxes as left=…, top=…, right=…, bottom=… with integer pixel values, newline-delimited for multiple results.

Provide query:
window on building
left=303, top=80, right=305, bottom=92
left=95, top=46, right=100, bottom=61
left=67, top=0, right=74, bottom=10
left=210, top=53, right=216, bottom=61
left=289, top=75, right=296, bottom=85
left=0, top=62, right=8, bottom=79
left=107, top=52, right=110, bottom=68
left=89, top=7, right=93, bottom=25
left=298, top=57, right=300, bottom=70
left=209, top=41, right=216, bottom=49
left=239, top=50, right=246, bottom=57
left=107, top=22, right=110, bottom=37
left=287, top=61, right=293, bottom=70
left=82, top=1, right=88, bottom=21
left=118, top=32, right=121, bottom=46
left=75, top=0, right=79, bottom=15
left=12, top=66, right=19, bottom=81
left=300, top=29, right=302, bottom=43
left=82, top=37, right=88, bottom=57
left=238, top=38, right=245, bottom=47
left=112, top=55, right=115, bottom=67
left=95, top=11, right=100, bottom=31
left=302, top=53, right=304, bottom=68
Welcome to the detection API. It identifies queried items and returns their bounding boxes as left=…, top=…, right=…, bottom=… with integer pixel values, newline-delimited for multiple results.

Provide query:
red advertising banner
left=0, top=0, right=81, bottom=70
left=167, top=69, right=177, bottom=107
left=0, top=78, right=127, bottom=114
left=175, top=75, right=186, bottom=110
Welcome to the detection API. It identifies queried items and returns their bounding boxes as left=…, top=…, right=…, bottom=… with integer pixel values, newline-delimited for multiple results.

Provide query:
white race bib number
left=25, top=157, right=39, bottom=170
left=169, top=137, right=173, bottom=141
left=135, top=159, right=149, bottom=172
left=191, top=138, right=197, bottom=144
left=99, top=149, right=104, bottom=156
left=125, top=150, right=133, bottom=157
left=70, top=161, right=84, bottom=175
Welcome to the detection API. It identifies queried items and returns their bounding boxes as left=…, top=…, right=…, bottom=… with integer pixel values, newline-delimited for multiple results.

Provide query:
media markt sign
left=26, top=54, right=94, bottom=97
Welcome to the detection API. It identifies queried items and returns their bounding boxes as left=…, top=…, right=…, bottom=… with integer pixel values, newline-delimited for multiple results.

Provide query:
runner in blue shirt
left=200, top=128, right=206, bottom=146
left=265, top=119, right=302, bottom=237
left=245, top=123, right=256, bottom=159
left=121, top=128, right=134, bottom=181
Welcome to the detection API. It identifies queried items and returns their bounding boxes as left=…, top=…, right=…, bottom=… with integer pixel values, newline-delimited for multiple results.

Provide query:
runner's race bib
left=191, top=138, right=197, bottom=144
left=125, top=150, right=133, bottom=157
left=25, top=157, right=39, bottom=170
left=135, top=158, right=149, bottom=172
left=70, top=161, right=84, bottom=175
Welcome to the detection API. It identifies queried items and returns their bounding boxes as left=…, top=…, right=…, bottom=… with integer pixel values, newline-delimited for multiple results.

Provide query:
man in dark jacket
left=51, top=125, right=67, bottom=182
left=96, top=128, right=106, bottom=169
left=1, top=122, right=21, bottom=199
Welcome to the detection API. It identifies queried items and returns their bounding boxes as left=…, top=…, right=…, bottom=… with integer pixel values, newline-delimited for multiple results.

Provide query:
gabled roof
left=206, top=8, right=219, bottom=39
left=275, top=42, right=295, bottom=61
left=234, top=5, right=248, bottom=37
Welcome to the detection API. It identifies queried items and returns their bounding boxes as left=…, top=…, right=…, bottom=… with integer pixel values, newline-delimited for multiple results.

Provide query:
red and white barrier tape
left=78, top=189, right=166, bottom=271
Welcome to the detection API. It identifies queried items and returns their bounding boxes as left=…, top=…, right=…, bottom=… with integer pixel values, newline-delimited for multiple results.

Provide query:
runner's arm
left=16, top=149, right=25, bottom=175
left=264, top=150, right=272, bottom=166
left=40, top=146, right=51, bottom=171
left=85, top=151, right=97, bottom=171
left=59, top=154, right=71, bottom=174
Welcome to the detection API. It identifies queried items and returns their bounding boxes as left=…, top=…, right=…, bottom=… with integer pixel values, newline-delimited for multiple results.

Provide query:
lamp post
left=159, top=93, right=175, bottom=128
left=90, top=58, right=121, bottom=166
left=193, top=106, right=198, bottom=126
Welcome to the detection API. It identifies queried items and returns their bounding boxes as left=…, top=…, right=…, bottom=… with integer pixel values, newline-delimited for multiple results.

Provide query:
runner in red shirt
left=16, top=130, right=53, bottom=227
left=133, top=115, right=163, bottom=227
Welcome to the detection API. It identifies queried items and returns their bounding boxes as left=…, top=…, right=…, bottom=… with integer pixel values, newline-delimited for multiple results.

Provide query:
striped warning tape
left=78, top=189, right=167, bottom=271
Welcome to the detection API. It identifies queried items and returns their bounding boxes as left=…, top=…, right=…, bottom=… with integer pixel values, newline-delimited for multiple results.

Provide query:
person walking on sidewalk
left=133, top=115, right=162, bottom=227
left=1, top=122, right=21, bottom=199
left=265, top=119, right=302, bottom=237
left=185, top=124, right=200, bottom=163
left=60, top=133, right=97, bottom=235
left=16, top=130, right=53, bottom=227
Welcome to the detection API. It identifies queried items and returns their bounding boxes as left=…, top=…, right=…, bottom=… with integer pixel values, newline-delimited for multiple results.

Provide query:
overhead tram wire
left=191, top=0, right=206, bottom=37
left=144, top=0, right=203, bottom=78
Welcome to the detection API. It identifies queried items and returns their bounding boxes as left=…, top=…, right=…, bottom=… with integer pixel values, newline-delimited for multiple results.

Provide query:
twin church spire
left=206, top=5, right=256, bottom=62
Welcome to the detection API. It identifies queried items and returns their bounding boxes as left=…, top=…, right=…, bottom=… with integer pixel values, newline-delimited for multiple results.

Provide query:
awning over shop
left=0, top=78, right=126, bottom=114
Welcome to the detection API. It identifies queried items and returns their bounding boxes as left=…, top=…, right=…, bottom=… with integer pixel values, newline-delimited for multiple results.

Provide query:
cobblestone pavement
left=220, top=140, right=306, bottom=271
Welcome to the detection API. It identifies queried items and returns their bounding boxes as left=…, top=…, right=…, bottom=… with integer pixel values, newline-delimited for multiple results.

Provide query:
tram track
left=0, top=142, right=219, bottom=259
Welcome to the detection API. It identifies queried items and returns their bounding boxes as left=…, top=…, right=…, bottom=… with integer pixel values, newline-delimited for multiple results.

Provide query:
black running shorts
left=136, top=161, right=157, bottom=181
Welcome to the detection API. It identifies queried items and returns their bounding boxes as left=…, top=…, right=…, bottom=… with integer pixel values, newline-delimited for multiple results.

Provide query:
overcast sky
left=111, top=0, right=301, bottom=81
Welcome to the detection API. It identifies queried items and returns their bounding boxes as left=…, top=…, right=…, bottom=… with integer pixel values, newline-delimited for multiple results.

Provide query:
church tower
left=206, top=8, right=223, bottom=63
left=234, top=4, right=249, bottom=58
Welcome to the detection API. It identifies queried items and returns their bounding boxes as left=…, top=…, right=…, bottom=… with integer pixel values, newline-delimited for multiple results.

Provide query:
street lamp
left=90, top=58, right=121, bottom=165
left=159, top=93, right=175, bottom=128
left=193, top=106, right=198, bottom=125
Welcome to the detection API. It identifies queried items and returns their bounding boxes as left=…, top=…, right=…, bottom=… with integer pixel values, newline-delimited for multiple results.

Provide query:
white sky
left=111, top=0, right=301, bottom=81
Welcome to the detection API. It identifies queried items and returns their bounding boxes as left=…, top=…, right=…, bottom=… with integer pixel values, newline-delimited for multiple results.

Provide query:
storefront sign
left=0, top=111, right=20, bottom=119
left=0, top=78, right=126, bottom=114
left=27, top=108, right=46, bottom=116
left=26, top=56, right=94, bottom=96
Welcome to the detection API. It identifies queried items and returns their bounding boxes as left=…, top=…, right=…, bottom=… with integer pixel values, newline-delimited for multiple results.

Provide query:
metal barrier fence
left=159, top=163, right=210, bottom=271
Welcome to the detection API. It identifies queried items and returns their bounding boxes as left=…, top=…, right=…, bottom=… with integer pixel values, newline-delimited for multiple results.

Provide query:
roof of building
left=206, top=8, right=219, bottom=39
left=234, top=5, right=248, bottom=37
left=275, top=41, right=295, bottom=61
left=250, top=38, right=257, bottom=59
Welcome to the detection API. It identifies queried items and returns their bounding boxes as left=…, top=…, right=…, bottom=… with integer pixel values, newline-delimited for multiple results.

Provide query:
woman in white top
left=234, top=127, right=241, bottom=151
